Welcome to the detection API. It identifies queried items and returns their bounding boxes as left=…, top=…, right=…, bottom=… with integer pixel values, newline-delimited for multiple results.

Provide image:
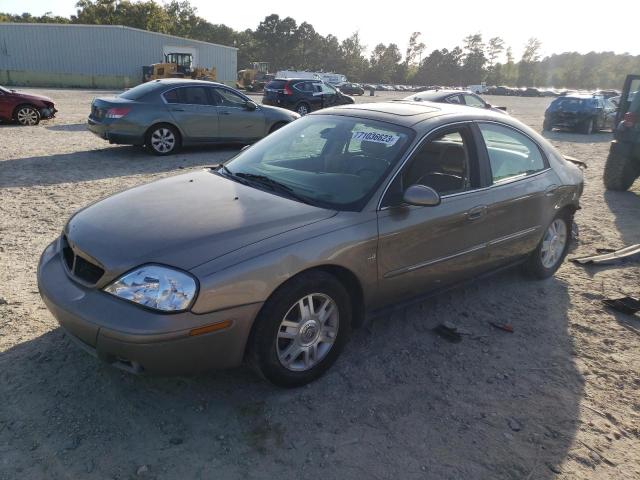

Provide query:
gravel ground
left=0, top=88, right=639, bottom=480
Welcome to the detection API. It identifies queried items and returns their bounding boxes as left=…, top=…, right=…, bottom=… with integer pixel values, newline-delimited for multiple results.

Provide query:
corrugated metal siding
left=0, top=24, right=237, bottom=83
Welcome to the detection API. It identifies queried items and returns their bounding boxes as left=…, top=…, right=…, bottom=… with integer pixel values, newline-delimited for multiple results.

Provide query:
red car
left=0, top=85, right=57, bottom=126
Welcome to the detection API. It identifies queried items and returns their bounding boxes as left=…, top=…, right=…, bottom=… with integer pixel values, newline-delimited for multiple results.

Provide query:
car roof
left=313, top=100, right=507, bottom=129
left=409, top=89, right=474, bottom=100
left=556, top=93, right=601, bottom=100
left=147, top=79, right=228, bottom=88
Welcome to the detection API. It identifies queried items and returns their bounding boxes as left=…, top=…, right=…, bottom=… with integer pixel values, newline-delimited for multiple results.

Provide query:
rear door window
left=294, top=81, right=313, bottom=93
left=478, top=123, right=547, bottom=183
left=163, top=87, right=211, bottom=105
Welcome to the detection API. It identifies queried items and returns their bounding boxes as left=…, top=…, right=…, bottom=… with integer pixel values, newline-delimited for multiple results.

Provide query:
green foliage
left=1, top=1, right=639, bottom=88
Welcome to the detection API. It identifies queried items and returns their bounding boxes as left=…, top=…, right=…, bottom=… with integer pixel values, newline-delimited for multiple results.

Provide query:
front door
left=375, top=124, right=495, bottom=308
left=319, top=82, right=339, bottom=109
left=164, top=86, right=218, bottom=140
left=0, top=89, right=13, bottom=119
left=212, top=87, right=264, bottom=141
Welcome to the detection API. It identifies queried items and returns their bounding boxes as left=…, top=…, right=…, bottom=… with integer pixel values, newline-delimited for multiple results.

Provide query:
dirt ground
left=0, top=88, right=638, bottom=480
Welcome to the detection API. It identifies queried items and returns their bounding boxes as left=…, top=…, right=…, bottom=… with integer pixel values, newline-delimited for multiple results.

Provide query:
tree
left=518, top=37, right=542, bottom=86
left=461, top=33, right=486, bottom=85
left=369, top=43, right=402, bottom=83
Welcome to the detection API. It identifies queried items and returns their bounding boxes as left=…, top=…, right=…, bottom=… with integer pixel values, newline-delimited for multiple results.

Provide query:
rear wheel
left=295, top=103, right=310, bottom=116
left=582, top=118, right=594, bottom=135
left=603, top=151, right=638, bottom=191
left=248, top=271, right=352, bottom=387
left=542, top=119, right=552, bottom=131
left=146, top=124, right=180, bottom=156
left=15, top=105, right=40, bottom=126
left=524, top=214, right=571, bottom=279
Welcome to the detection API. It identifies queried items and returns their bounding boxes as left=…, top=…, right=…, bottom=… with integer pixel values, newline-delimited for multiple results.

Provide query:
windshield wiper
left=234, top=173, right=312, bottom=205
left=215, top=164, right=251, bottom=186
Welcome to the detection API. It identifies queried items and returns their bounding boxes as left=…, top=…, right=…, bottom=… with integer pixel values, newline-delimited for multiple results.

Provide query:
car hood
left=12, top=91, right=54, bottom=104
left=64, top=170, right=337, bottom=282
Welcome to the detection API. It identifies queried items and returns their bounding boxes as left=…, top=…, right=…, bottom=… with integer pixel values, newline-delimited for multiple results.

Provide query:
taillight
left=622, top=112, right=637, bottom=128
left=284, top=81, right=293, bottom=96
left=105, top=107, right=131, bottom=119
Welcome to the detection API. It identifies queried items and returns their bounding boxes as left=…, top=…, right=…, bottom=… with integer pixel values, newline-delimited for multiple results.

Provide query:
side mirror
left=485, top=103, right=492, bottom=109
left=245, top=100, right=258, bottom=111
left=403, top=184, right=441, bottom=207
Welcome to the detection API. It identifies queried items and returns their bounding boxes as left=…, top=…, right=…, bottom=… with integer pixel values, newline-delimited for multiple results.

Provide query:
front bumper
left=37, top=240, right=262, bottom=375
left=40, top=107, right=57, bottom=119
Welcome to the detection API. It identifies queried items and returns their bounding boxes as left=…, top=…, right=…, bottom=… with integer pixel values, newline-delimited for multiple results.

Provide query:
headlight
left=104, top=265, right=197, bottom=312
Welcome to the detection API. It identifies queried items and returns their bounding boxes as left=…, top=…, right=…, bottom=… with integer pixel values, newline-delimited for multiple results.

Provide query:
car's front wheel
left=524, top=214, right=571, bottom=279
left=146, top=124, right=180, bottom=156
left=15, top=105, right=40, bottom=126
left=248, top=271, right=352, bottom=387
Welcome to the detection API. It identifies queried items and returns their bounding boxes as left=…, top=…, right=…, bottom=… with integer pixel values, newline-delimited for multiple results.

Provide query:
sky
left=2, top=0, right=640, bottom=61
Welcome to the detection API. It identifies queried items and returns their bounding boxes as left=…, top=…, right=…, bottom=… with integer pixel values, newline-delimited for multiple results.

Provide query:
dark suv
left=604, top=74, right=640, bottom=190
left=262, top=79, right=355, bottom=115
left=543, top=94, right=617, bottom=134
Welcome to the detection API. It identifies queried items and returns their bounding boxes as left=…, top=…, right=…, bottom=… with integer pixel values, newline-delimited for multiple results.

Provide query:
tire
left=14, top=105, right=40, bottom=126
left=582, top=118, right=594, bottom=135
left=247, top=271, right=352, bottom=387
left=542, top=119, right=552, bottom=131
left=295, top=103, right=310, bottom=116
left=523, top=213, right=572, bottom=279
left=269, top=121, right=287, bottom=134
left=146, top=124, right=180, bottom=156
left=603, top=151, right=638, bottom=191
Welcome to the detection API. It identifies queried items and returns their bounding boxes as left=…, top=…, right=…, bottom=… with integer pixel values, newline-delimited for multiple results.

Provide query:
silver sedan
left=39, top=101, right=583, bottom=386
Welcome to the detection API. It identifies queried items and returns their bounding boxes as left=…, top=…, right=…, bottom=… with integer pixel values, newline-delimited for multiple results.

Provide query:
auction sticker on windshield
left=351, top=131, right=400, bottom=146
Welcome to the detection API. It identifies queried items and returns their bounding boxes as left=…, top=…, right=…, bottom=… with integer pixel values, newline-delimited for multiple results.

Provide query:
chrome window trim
left=377, top=119, right=553, bottom=211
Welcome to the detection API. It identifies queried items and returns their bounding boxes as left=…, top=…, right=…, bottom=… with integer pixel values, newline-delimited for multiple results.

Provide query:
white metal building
left=0, top=23, right=238, bottom=89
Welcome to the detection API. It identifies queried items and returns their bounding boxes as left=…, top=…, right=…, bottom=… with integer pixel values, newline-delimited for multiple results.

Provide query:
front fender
left=189, top=213, right=379, bottom=314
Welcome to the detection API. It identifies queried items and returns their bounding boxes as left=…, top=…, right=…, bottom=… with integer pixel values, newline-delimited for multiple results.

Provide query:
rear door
left=475, top=122, right=558, bottom=266
left=212, top=87, right=264, bottom=141
left=376, top=123, right=495, bottom=307
left=164, top=86, right=218, bottom=140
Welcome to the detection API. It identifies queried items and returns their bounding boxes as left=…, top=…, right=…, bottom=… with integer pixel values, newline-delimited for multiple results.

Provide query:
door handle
left=170, top=108, right=185, bottom=112
left=219, top=111, right=231, bottom=115
left=467, top=205, right=487, bottom=221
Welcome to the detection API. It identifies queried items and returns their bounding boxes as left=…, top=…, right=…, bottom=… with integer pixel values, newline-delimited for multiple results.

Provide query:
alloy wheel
left=296, top=104, right=309, bottom=115
left=16, top=107, right=39, bottom=126
left=276, top=293, right=339, bottom=372
left=150, top=128, right=176, bottom=153
left=540, top=219, right=568, bottom=269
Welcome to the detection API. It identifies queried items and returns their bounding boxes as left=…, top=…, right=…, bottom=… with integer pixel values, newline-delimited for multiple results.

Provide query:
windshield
left=119, top=82, right=162, bottom=100
left=223, top=115, right=413, bottom=211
